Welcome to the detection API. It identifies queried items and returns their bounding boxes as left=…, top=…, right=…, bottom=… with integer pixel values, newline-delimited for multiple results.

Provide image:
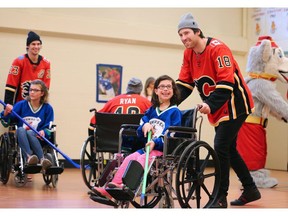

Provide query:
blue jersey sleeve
left=153, top=108, right=182, bottom=151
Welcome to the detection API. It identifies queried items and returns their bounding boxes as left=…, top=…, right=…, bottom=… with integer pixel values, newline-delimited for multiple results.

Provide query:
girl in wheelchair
left=1, top=79, right=54, bottom=173
left=92, top=75, right=182, bottom=200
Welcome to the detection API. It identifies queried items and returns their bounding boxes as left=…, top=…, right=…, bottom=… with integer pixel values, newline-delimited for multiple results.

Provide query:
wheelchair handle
left=0, top=100, right=80, bottom=169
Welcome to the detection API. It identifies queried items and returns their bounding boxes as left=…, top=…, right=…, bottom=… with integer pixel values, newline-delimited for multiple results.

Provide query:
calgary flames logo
left=21, top=81, right=31, bottom=99
left=195, top=76, right=216, bottom=100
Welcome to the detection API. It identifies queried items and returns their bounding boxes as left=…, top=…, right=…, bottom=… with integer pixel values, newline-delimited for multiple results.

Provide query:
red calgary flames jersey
left=177, top=38, right=254, bottom=126
left=90, top=94, right=151, bottom=126
left=5, top=54, right=51, bottom=104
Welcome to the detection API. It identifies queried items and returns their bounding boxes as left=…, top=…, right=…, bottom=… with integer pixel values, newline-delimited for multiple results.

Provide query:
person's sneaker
left=230, top=186, right=261, bottom=206
left=27, top=155, right=39, bottom=165
left=210, top=194, right=228, bottom=208
left=92, top=187, right=113, bottom=200
left=41, top=158, right=52, bottom=172
left=107, top=182, right=123, bottom=189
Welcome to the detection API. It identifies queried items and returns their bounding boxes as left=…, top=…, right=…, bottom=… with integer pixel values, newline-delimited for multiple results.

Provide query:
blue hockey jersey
left=137, top=105, right=182, bottom=152
left=1, top=100, right=54, bottom=137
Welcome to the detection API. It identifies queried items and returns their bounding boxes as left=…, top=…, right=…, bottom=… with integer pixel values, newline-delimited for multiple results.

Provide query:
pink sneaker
left=92, top=187, right=112, bottom=200
left=107, top=182, right=123, bottom=188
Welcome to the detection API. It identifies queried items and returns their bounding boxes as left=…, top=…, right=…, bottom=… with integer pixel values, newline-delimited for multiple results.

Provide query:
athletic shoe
left=230, top=186, right=261, bottom=206
left=210, top=194, right=228, bottom=208
left=27, top=155, right=39, bottom=165
left=107, top=182, right=123, bottom=188
left=92, top=187, right=112, bottom=200
left=41, top=158, right=52, bottom=172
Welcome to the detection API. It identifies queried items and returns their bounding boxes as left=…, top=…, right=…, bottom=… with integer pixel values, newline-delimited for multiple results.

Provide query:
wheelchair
left=80, top=108, right=221, bottom=208
left=0, top=123, right=64, bottom=187
left=80, top=109, right=144, bottom=190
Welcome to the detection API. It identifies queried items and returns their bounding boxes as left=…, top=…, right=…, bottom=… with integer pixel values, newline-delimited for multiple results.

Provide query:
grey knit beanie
left=126, top=77, right=143, bottom=94
left=178, top=13, right=199, bottom=32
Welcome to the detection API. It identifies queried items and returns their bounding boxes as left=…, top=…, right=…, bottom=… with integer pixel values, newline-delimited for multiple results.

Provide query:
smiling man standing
left=175, top=12, right=261, bottom=208
left=4, top=31, right=51, bottom=105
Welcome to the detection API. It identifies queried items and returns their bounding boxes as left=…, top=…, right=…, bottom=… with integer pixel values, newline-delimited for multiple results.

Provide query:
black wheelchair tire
left=175, top=140, right=220, bottom=208
left=0, top=133, right=12, bottom=184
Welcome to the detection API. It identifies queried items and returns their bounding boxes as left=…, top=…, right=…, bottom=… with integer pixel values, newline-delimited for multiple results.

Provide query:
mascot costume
left=237, top=36, right=288, bottom=188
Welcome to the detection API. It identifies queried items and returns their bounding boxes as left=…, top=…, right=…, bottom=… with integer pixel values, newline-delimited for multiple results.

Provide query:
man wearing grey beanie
left=88, top=77, right=151, bottom=136
left=175, top=13, right=261, bottom=208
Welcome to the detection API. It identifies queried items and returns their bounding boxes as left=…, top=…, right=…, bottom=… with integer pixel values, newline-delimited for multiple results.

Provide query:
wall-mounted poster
left=251, top=8, right=288, bottom=52
left=96, top=64, right=122, bottom=103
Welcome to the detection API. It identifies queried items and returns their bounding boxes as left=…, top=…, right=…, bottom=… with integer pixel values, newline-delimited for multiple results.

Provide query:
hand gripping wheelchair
left=0, top=122, right=64, bottom=187
left=80, top=107, right=220, bottom=208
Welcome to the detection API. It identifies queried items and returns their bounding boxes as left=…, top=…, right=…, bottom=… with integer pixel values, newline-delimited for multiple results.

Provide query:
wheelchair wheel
left=14, top=170, right=28, bottom=187
left=175, top=140, right=220, bottom=208
left=42, top=153, right=58, bottom=187
left=131, top=185, right=168, bottom=208
left=0, top=133, right=12, bottom=184
left=130, top=167, right=171, bottom=208
left=170, top=139, right=192, bottom=161
left=80, top=135, right=99, bottom=189
left=51, top=151, right=59, bottom=188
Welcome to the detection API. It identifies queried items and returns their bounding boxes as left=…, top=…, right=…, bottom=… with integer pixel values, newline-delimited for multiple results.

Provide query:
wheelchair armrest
left=120, top=124, right=139, bottom=137
left=120, top=124, right=139, bottom=130
left=168, top=126, right=197, bottom=134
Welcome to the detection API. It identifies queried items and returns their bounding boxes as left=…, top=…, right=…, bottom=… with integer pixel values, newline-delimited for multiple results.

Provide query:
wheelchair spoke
left=199, top=152, right=211, bottom=172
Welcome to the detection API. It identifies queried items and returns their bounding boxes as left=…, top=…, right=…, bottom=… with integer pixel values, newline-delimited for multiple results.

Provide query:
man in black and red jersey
left=88, top=77, right=151, bottom=136
left=175, top=13, right=261, bottom=208
left=4, top=31, right=51, bottom=105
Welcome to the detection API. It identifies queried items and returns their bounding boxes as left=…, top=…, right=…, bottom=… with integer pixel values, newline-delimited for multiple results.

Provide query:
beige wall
left=0, top=8, right=286, bottom=170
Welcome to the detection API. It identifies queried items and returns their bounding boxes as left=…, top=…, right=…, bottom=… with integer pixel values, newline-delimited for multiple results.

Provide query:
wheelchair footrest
left=45, top=166, right=64, bottom=175
left=106, top=187, right=135, bottom=201
left=89, top=192, right=118, bottom=207
left=23, top=165, right=42, bottom=174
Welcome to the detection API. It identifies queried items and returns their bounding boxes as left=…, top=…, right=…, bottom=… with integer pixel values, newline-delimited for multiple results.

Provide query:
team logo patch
left=195, top=76, right=216, bottom=99
left=38, top=69, right=45, bottom=78
left=21, top=81, right=31, bottom=99
left=149, top=118, right=165, bottom=138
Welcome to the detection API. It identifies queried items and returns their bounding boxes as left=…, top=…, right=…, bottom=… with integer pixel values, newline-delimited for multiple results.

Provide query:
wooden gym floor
left=0, top=168, right=287, bottom=210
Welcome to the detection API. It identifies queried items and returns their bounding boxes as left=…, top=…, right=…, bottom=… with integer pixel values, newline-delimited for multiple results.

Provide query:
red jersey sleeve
left=178, top=49, right=194, bottom=84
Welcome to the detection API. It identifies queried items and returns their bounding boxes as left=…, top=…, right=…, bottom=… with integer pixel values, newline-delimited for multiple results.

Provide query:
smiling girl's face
left=155, top=80, right=173, bottom=104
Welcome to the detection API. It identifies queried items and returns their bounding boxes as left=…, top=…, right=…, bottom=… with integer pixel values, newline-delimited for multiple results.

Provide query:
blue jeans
left=16, top=127, right=44, bottom=162
left=214, top=114, right=255, bottom=196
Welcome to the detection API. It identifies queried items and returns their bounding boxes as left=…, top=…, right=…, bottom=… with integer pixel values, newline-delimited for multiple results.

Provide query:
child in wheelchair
left=1, top=80, right=54, bottom=173
left=92, top=75, right=182, bottom=201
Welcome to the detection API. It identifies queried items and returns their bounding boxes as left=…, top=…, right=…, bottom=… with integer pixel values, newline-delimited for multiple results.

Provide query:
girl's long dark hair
left=151, top=75, right=180, bottom=108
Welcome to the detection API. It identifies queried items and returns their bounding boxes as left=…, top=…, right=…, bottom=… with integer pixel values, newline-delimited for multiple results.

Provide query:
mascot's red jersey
left=177, top=37, right=254, bottom=126
left=4, top=54, right=51, bottom=104
left=89, top=94, right=151, bottom=130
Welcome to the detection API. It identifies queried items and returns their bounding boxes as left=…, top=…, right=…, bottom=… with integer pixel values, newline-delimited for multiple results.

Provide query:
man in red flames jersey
left=175, top=13, right=260, bottom=208
left=88, top=77, right=151, bottom=135
left=4, top=31, right=51, bottom=105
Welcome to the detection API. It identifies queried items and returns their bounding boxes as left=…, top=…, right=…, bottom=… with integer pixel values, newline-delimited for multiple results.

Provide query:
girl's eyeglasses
left=157, top=85, right=172, bottom=90
left=29, top=89, right=42, bottom=93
